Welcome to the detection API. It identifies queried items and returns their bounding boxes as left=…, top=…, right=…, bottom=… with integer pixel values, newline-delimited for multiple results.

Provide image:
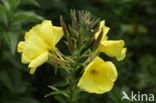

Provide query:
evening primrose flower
left=95, top=20, right=127, bottom=61
left=78, top=56, right=117, bottom=94
left=17, top=20, right=63, bottom=74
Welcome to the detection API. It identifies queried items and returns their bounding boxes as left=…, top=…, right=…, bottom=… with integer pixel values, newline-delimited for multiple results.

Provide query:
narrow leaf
left=60, top=16, right=67, bottom=37
left=67, top=32, right=74, bottom=52
left=92, top=30, right=103, bottom=50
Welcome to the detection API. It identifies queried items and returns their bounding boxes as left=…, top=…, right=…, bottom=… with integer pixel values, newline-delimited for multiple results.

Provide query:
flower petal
left=17, top=20, right=63, bottom=74
left=22, top=39, right=47, bottom=61
left=17, top=41, right=25, bottom=52
left=28, top=52, right=49, bottom=74
left=25, top=31, right=48, bottom=50
left=106, top=61, right=117, bottom=82
left=22, top=53, right=32, bottom=64
left=95, top=20, right=110, bottom=40
left=78, top=57, right=117, bottom=94
left=117, top=48, right=127, bottom=61
left=29, top=20, right=63, bottom=50
left=52, top=26, right=64, bottom=44
left=31, top=20, right=55, bottom=49
left=98, top=40, right=126, bottom=61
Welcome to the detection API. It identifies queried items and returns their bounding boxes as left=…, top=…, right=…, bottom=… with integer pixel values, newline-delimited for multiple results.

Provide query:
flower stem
left=68, top=71, right=76, bottom=103
left=68, top=50, right=80, bottom=103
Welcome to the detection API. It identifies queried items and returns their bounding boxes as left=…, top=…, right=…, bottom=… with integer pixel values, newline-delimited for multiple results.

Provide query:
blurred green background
left=0, top=0, right=156, bottom=103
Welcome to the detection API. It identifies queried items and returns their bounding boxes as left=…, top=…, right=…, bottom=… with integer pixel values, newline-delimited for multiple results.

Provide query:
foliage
left=0, top=0, right=42, bottom=103
left=0, top=0, right=156, bottom=103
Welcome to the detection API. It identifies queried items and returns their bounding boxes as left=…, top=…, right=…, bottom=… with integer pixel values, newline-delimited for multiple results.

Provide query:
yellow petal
left=17, top=20, right=63, bottom=74
left=98, top=40, right=126, bottom=61
left=25, top=31, right=48, bottom=50
left=17, top=41, right=25, bottom=52
left=117, top=48, right=127, bottom=61
left=52, top=26, right=64, bottom=44
left=95, top=20, right=110, bottom=40
left=21, top=53, right=32, bottom=64
left=29, top=20, right=55, bottom=49
left=106, top=61, right=117, bottom=81
left=20, top=33, right=48, bottom=64
left=24, top=31, right=31, bottom=40
left=22, top=39, right=47, bottom=61
left=78, top=57, right=117, bottom=94
left=30, top=20, right=63, bottom=50
left=28, top=52, right=49, bottom=74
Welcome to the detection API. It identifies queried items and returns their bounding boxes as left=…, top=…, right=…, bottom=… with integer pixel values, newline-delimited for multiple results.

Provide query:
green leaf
left=46, top=85, right=69, bottom=97
left=1, top=0, right=10, bottom=10
left=55, top=95, right=67, bottom=103
left=10, top=34, right=18, bottom=54
left=53, top=80, right=68, bottom=87
left=13, top=11, right=44, bottom=23
left=0, top=6, right=9, bottom=26
left=1, top=0, right=20, bottom=10
left=48, top=85, right=59, bottom=91
left=0, top=69, right=14, bottom=92
left=3, top=51, right=24, bottom=69
left=45, top=90, right=69, bottom=98
left=27, top=0, right=40, bottom=7
left=21, top=0, right=40, bottom=7
left=8, top=0, right=21, bottom=9
left=0, top=4, right=6, bottom=12
left=3, top=32, right=19, bottom=54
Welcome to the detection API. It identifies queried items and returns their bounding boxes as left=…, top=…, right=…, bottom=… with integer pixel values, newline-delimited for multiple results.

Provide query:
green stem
left=68, top=69, right=77, bottom=103
left=68, top=49, right=80, bottom=103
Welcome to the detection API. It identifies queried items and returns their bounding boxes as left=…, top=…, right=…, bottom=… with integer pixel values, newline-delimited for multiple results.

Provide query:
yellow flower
left=78, top=56, right=117, bottom=94
left=96, top=20, right=127, bottom=61
left=17, top=20, right=63, bottom=74
left=95, top=20, right=110, bottom=40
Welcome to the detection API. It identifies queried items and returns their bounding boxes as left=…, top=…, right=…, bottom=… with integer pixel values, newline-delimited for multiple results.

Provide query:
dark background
left=0, top=0, right=156, bottom=103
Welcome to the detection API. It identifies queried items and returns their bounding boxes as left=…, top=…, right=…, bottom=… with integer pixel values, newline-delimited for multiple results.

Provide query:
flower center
left=90, top=69, right=97, bottom=74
